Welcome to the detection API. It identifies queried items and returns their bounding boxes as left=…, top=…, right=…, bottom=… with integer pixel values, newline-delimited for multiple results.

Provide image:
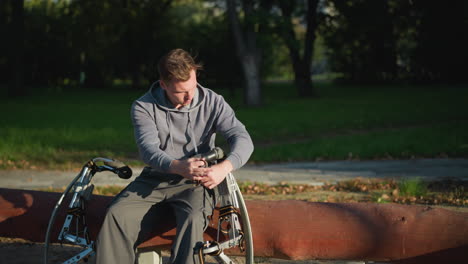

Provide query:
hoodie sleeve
left=131, top=100, right=174, bottom=172
left=215, top=96, right=254, bottom=170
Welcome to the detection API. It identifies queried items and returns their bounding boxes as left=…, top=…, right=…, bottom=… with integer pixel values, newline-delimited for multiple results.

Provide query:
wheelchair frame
left=43, top=157, right=254, bottom=264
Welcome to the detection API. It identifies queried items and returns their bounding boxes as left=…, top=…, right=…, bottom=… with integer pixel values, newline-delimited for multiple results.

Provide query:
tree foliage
left=0, top=0, right=243, bottom=94
left=319, top=0, right=468, bottom=84
left=1, top=0, right=467, bottom=99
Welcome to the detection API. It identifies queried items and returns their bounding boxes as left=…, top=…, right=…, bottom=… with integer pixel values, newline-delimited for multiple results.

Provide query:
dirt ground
left=0, top=237, right=89, bottom=264
left=0, top=237, right=367, bottom=264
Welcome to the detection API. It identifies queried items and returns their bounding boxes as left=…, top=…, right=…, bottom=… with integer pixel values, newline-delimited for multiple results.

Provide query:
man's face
left=161, top=70, right=197, bottom=109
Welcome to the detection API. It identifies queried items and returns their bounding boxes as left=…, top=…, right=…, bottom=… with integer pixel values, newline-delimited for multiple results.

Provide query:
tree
left=318, top=0, right=468, bottom=84
left=403, top=0, right=468, bottom=83
left=68, top=0, right=174, bottom=89
left=120, top=0, right=173, bottom=89
left=275, top=0, right=319, bottom=97
left=8, top=0, right=25, bottom=97
left=226, top=0, right=262, bottom=106
left=319, top=0, right=398, bottom=83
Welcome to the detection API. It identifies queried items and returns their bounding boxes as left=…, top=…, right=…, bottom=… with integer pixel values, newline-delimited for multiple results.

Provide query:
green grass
left=237, top=83, right=468, bottom=162
left=1, top=82, right=467, bottom=169
left=0, top=89, right=140, bottom=169
left=398, top=178, right=428, bottom=197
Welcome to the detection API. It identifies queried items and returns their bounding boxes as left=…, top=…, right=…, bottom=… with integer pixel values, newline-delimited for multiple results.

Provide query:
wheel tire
left=235, top=188, right=254, bottom=264
left=205, top=188, right=254, bottom=264
left=44, top=175, right=85, bottom=264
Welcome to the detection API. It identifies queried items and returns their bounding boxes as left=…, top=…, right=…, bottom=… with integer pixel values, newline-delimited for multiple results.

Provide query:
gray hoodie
left=131, top=81, right=254, bottom=174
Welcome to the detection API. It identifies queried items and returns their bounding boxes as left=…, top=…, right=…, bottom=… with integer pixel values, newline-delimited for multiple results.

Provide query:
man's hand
left=169, top=158, right=212, bottom=180
left=194, top=160, right=233, bottom=189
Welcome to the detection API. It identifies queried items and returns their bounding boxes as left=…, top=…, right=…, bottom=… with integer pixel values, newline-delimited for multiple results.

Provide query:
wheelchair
left=43, top=148, right=254, bottom=264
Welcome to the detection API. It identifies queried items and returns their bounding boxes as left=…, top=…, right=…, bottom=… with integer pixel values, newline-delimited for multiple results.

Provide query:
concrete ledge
left=0, top=188, right=467, bottom=263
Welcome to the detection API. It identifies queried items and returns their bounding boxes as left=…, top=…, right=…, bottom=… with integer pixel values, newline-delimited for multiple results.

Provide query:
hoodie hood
left=149, top=81, right=205, bottom=113
left=148, top=81, right=206, bottom=154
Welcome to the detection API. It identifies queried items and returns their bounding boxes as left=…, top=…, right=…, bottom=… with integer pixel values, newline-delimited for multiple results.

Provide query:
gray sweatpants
left=96, top=167, right=215, bottom=264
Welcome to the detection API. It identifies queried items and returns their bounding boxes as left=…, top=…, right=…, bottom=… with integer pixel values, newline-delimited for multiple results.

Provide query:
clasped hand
left=169, top=157, right=233, bottom=189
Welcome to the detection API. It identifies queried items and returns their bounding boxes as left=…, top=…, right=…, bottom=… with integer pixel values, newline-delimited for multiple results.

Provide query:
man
left=96, top=48, right=254, bottom=264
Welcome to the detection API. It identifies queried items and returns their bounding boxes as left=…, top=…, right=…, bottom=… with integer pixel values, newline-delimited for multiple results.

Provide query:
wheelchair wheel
left=235, top=187, right=254, bottom=264
left=204, top=187, right=254, bottom=264
left=44, top=174, right=95, bottom=264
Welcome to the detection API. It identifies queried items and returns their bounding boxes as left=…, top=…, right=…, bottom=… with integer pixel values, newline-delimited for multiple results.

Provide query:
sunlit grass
left=1, top=83, right=467, bottom=169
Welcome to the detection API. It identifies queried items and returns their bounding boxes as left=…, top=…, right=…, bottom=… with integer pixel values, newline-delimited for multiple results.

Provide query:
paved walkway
left=1, top=158, right=467, bottom=190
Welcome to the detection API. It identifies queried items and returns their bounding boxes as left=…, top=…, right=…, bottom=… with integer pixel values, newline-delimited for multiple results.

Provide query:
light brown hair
left=157, top=49, right=202, bottom=82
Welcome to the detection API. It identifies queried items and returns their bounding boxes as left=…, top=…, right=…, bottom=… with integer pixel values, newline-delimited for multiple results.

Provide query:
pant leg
left=168, top=185, right=215, bottom=264
left=95, top=180, right=165, bottom=264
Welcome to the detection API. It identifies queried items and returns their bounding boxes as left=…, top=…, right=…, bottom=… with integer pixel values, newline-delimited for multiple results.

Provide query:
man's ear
left=160, top=80, right=167, bottom=90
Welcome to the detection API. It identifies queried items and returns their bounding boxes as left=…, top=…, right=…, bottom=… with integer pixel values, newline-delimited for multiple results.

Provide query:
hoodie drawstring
left=151, top=82, right=203, bottom=156
left=188, top=112, right=198, bottom=154
left=166, top=112, right=175, bottom=151
left=162, top=109, right=198, bottom=155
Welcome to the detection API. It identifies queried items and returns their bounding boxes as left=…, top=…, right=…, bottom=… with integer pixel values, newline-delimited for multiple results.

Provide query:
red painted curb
left=0, top=188, right=466, bottom=262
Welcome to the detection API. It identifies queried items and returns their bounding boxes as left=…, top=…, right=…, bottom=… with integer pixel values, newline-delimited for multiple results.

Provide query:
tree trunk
left=242, top=54, right=261, bottom=106
left=8, top=0, right=25, bottom=97
left=226, top=0, right=262, bottom=107
left=278, top=0, right=319, bottom=98
left=295, top=61, right=313, bottom=97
